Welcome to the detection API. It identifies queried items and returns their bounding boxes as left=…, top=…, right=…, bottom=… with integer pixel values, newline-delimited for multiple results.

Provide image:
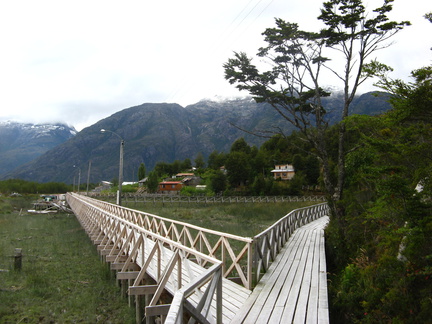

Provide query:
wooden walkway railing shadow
left=66, top=193, right=329, bottom=323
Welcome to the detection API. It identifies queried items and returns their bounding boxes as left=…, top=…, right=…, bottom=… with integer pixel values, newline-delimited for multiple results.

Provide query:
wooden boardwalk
left=66, top=193, right=329, bottom=323
left=115, top=232, right=252, bottom=323
left=231, top=216, right=329, bottom=323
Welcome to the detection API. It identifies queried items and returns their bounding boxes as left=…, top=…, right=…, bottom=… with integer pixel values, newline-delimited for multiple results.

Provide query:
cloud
left=0, top=0, right=430, bottom=130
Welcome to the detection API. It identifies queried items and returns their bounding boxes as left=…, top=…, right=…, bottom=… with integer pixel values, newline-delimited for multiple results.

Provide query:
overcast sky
left=0, top=0, right=430, bottom=131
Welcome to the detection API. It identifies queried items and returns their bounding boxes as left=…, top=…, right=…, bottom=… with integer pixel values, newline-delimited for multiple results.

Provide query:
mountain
left=1, top=92, right=391, bottom=183
left=0, top=121, right=77, bottom=176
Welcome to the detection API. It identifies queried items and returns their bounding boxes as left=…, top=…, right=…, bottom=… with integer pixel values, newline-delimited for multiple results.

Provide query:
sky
left=0, top=0, right=430, bottom=131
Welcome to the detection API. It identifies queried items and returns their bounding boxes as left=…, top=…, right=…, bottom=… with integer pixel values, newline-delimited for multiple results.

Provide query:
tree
left=194, top=153, right=205, bottom=169
left=230, top=137, right=251, bottom=154
left=207, top=150, right=226, bottom=170
left=181, top=158, right=192, bottom=171
left=328, top=67, right=432, bottom=321
left=137, top=162, right=146, bottom=181
left=327, top=11, right=432, bottom=318
left=146, top=171, right=159, bottom=193
left=224, top=0, right=409, bottom=217
left=318, top=0, right=410, bottom=201
left=209, top=170, right=227, bottom=194
left=225, top=151, right=252, bottom=188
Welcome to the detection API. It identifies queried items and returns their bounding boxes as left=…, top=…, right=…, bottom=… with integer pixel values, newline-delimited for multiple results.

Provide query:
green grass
left=123, top=201, right=317, bottom=237
left=122, top=201, right=318, bottom=278
left=0, top=195, right=318, bottom=322
left=0, top=196, right=135, bottom=323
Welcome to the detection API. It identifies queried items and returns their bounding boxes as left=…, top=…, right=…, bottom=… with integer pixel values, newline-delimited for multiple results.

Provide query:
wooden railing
left=166, top=263, right=222, bottom=324
left=252, top=203, right=329, bottom=284
left=69, top=194, right=328, bottom=289
left=66, top=192, right=223, bottom=323
left=67, top=193, right=329, bottom=323
left=90, top=193, right=326, bottom=204
left=70, top=193, right=255, bottom=289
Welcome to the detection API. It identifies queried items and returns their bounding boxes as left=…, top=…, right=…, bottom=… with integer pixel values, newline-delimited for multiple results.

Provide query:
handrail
left=68, top=192, right=220, bottom=264
left=90, top=193, right=326, bottom=204
left=68, top=192, right=328, bottom=287
left=67, top=192, right=329, bottom=323
left=70, top=193, right=255, bottom=289
left=67, top=192, right=223, bottom=323
left=165, top=263, right=222, bottom=324
left=252, top=202, right=329, bottom=284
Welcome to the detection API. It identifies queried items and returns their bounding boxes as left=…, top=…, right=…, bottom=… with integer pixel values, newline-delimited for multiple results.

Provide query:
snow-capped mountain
left=0, top=121, right=77, bottom=176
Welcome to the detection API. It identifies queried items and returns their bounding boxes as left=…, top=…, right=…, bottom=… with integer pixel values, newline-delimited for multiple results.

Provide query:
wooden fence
left=89, top=193, right=326, bottom=204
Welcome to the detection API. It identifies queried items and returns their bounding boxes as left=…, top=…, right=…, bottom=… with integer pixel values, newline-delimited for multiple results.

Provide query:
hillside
left=0, top=122, right=77, bottom=176
left=2, top=92, right=391, bottom=183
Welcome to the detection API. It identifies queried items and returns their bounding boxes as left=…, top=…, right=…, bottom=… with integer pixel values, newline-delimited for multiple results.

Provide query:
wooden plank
left=128, top=284, right=158, bottom=295
left=105, top=254, right=126, bottom=261
left=318, top=220, right=330, bottom=324
left=231, top=227, right=309, bottom=323
left=306, top=229, right=321, bottom=324
left=117, top=271, right=140, bottom=280
left=233, top=216, right=329, bottom=324
left=264, top=230, right=311, bottom=322
left=268, top=306, right=284, bottom=323
left=146, top=304, right=171, bottom=317
left=293, top=230, right=317, bottom=323
left=279, top=231, right=314, bottom=322
left=110, top=262, right=140, bottom=271
left=249, top=231, right=308, bottom=322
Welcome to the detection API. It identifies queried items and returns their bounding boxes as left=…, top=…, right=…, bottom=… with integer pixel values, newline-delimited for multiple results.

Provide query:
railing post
left=221, top=239, right=226, bottom=278
left=216, top=267, right=223, bottom=324
left=247, top=241, right=254, bottom=290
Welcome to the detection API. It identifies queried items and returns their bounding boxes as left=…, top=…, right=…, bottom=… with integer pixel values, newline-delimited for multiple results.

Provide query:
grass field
left=0, top=195, right=135, bottom=323
left=123, top=200, right=317, bottom=237
left=0, top=195, right=316, bottom=323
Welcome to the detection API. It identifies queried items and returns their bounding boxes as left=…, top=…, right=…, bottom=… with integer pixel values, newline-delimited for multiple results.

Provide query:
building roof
left=159, top=181, right=182, bottom=185
left=271, top=167, right=295, bottom=172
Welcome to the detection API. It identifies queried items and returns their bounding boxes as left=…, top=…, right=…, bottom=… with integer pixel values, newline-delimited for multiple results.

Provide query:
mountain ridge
left=0, top=121, right=77, bottom=176
left=1, top=92, right=392, bottom=183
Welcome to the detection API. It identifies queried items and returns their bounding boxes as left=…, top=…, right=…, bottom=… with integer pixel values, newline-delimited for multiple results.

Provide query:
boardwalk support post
left=14, top=248, right=22, bottom=271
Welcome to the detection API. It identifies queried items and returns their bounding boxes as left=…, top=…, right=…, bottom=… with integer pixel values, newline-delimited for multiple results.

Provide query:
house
left=271, top=164, right=295, bottom=180
left=158, top=181, right=183, bottom=194
left=93, top=181, right=112, bottom=192
left=174, top=173, right=194, bottom=178
left=138, top=177, right=148, bottom=187
left=182, top=176, right=202, bottom=186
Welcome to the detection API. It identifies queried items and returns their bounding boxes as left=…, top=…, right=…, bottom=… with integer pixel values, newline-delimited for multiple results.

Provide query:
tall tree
left=318, top=0, right=409, bottom=201
left=181, top=158, right=192, bottom=171
left=230, top=137, right=251, bottom=154
left=146, top=171, right=159, bottom=193
left=137, top=162, right=146, bottom=181
left=194, top=153, right=205, bottom=169
left=224, top=0, right=409, bottom=218
left=207, top=150, right=226, bottom=170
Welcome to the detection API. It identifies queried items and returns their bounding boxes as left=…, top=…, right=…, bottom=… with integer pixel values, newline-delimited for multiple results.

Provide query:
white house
left=271, top=164, right=295, bottom=180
